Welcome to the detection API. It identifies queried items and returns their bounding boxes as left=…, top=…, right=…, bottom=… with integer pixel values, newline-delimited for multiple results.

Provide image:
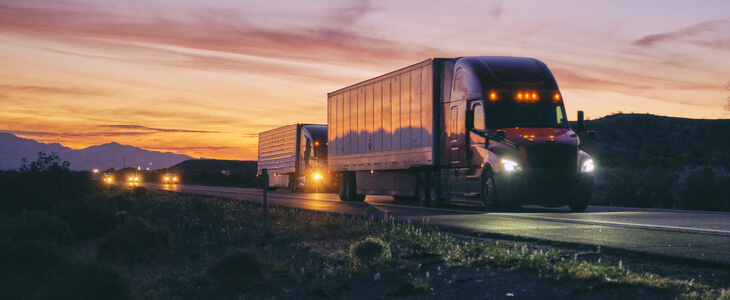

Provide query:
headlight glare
left=581, top=159, right=595, bottom=172
left=501, top=159, right=522, bottom=172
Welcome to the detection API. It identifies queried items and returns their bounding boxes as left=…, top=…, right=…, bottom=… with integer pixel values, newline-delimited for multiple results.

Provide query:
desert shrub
left=57, top=199, right=117, bottom=240
left=132, top=186, right=147, bottom=198
left=10, top=211, right=73, bottom=245
left=0, top=153, right=96, bottom=214
left=206, top=248, right=270, bottom=289
left=678, top=167, right=730, bottom=211
left=53, top=260, right=133, bottom=300
left=0, top=240, right=132, bottom=300
left=601, top=167, right=678, bottom=208
left=349, top=237, right=391, bottom=265
left=111, top=192, right=136, bottom=211
left=0, top=214, right=9, bottom=241
left=98, top=218, right=169, bottom=262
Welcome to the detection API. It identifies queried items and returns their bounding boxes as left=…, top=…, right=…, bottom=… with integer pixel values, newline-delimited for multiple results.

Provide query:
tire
left=428, top=171, right=442, bottom=208
left=345, top=172, right=365, bottom=202
left=481, top=173, right=499, bottom=211
left=417, top=172, right=430, bottom=207
left=338, top=173, right=348, bottom=201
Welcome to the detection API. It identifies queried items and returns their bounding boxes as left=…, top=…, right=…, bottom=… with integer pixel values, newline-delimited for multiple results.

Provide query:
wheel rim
left=483, top=177, right=495, bottom=208
left=429, top=172, right=439, bottom=206
left=417, top=173, right=429, bottom=206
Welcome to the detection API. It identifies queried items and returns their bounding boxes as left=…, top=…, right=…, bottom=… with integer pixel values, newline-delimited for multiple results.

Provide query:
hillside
left=580, top=114, right=730, bottom=168
left=162, top=159, right=258, bottom=187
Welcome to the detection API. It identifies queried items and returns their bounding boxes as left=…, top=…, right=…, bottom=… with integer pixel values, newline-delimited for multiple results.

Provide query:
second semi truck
left=257, top=124, right=330, bottom=192
left=327, top=56, right=596, bottom=211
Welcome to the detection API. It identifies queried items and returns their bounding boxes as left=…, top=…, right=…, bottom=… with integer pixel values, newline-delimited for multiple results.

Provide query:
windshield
left=485, top=101, right=569, bottom=129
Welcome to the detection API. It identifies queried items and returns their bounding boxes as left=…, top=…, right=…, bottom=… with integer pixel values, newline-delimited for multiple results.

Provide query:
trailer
left=257, top=124, right=330, bottom=192
left=327, top=57, right=596, bottom=211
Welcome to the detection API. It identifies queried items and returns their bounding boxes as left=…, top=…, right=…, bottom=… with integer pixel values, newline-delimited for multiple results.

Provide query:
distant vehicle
left=103, top=174, right=113, bottom=183
left=128, top=173, right=141, bottom=184
left=163, top=173, right=179, bottom=184
left=257, top=124, right=330, bottom=192
left=327, top=56, right=596, bottom=211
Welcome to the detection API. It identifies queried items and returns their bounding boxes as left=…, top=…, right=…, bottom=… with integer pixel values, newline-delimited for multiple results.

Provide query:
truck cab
left=442, top=57, right=595, bottom=211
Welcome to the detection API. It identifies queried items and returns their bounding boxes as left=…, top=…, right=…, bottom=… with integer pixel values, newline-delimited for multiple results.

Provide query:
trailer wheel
left=428, top=171, right=442, bottom=208
left=343, top=172, right=365, bottom=202
left=481, top=173, right=499, bottom=211
left=338, top=173, right=348, bottom=201
left=416, top=172, right=430, bottom=207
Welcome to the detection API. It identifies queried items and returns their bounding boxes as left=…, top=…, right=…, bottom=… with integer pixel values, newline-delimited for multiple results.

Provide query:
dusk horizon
left=2, top=0, right=729, bottom=160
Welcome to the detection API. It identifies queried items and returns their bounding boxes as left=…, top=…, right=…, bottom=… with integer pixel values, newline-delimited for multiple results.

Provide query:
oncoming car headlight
left=581, top=159, right=595, bottom=172
left=501, top=159, right=522, bottom=172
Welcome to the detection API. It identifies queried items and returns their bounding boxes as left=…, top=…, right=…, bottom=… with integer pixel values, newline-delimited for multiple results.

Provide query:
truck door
left=446, top=101, right=467, bottom=195
left=465, top=100, right=487, bottom=193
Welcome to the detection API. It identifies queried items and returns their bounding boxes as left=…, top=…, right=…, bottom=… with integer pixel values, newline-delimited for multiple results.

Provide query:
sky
left=1, top=0, right=729, bottom=161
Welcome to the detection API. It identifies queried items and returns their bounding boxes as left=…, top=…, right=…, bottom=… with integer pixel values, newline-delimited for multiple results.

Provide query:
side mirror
left=579, top=130, right=597, bottom=147
left=494, top=130, right=506, bottom=140
left=575, top=110, right=585, bottom=133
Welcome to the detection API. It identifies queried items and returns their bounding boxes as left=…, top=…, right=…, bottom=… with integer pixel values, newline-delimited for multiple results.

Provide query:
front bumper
left=494, top=169, right=594, bottom=207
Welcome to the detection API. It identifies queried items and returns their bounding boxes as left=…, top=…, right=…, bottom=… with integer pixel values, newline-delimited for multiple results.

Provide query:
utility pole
left=261, top=169, right=269, bottom=237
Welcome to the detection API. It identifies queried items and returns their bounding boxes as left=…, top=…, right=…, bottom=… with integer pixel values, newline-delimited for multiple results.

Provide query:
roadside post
left=261, top=168, right=269, bottom=236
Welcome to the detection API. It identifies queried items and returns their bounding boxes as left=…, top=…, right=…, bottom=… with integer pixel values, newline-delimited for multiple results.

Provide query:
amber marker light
left=554, top=93, right=561, bottom=101
left=489, top=92, right=498, bottom=101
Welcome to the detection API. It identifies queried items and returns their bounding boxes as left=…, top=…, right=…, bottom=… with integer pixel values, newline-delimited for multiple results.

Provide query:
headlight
left=501, top=159, right=522, bottom=172
left=581, top=159, right=595, bottom=172
left=313, top=173, right=323, bottom=180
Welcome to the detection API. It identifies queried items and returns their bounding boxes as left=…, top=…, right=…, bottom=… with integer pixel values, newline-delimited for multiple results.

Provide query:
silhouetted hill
left=580, top=113, right=730, bottom=168
left=0, top=133, right=193, bottom=171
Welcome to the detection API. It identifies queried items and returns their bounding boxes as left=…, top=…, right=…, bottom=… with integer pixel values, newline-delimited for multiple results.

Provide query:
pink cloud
left=634, top=18, right=730, bottom=50
left=0, top=1, right=440, bottom=64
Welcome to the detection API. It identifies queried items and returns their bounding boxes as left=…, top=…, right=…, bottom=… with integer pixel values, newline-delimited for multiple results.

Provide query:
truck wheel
left=338, top=174, right=348, bottom=201
left=417, top=172, right=430, bottom=207
left=428, top=172, right=442, bottom=208
left=481, top=173, right=499, bottom=211
left=345, top=172, right=365, bottom=202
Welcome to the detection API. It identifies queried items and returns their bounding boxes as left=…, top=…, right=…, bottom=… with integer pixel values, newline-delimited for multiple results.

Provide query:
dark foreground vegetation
left=1, top=153, right=729, bottom=299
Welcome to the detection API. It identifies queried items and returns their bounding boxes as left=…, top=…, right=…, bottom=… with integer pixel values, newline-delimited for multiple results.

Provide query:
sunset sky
left=1, top=0, right=729, bottom=160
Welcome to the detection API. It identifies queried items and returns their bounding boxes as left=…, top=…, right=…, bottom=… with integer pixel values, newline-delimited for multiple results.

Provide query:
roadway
left=143, top=183, right=730, bottom=266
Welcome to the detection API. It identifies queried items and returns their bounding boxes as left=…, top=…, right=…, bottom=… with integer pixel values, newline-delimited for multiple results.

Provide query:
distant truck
left=257, top=124, right=330, bottom=192
left=327, top=57, right=596, bottom=211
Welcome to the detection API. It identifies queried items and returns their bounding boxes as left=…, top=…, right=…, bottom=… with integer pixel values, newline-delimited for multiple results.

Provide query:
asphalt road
left=142, top=183, right=730, bottom=266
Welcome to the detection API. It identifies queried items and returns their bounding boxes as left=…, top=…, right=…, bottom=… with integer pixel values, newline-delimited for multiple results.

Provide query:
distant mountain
left=0, top=133, right=194, bottom=171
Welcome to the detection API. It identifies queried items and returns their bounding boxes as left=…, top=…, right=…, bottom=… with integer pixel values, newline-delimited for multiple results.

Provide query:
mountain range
left=0, top=133, right=194, bottom=171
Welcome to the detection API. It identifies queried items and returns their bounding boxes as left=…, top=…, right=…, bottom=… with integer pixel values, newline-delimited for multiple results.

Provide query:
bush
left=0, top=240, right=132, bottom=300
left=10, top=211, right=73, bottom=245
left=350, top=237, right=391, bottom=265
left=98, top=218, right=169, bottom=262
left=206, top=249, right=270, bottom=289
left=57, top=199, right=117, bottom=240
left=53, top=260, right=133, bottom=300
left=678, top=167, right=730, bottom=211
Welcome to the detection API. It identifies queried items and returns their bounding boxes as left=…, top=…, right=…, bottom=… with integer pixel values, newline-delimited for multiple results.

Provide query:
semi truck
left=327, top=56, right=596, bottom=211
left=257, top=124, right=330, bottom=192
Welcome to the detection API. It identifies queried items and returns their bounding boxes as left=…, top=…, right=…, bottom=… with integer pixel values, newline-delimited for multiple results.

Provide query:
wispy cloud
left=633, top=18, right=730, bottom=50
left=0, top=0, right=438, bottom=64
left=0, top=84, right=111, bottom=97
left=100, top=125, right=222, bottom=134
